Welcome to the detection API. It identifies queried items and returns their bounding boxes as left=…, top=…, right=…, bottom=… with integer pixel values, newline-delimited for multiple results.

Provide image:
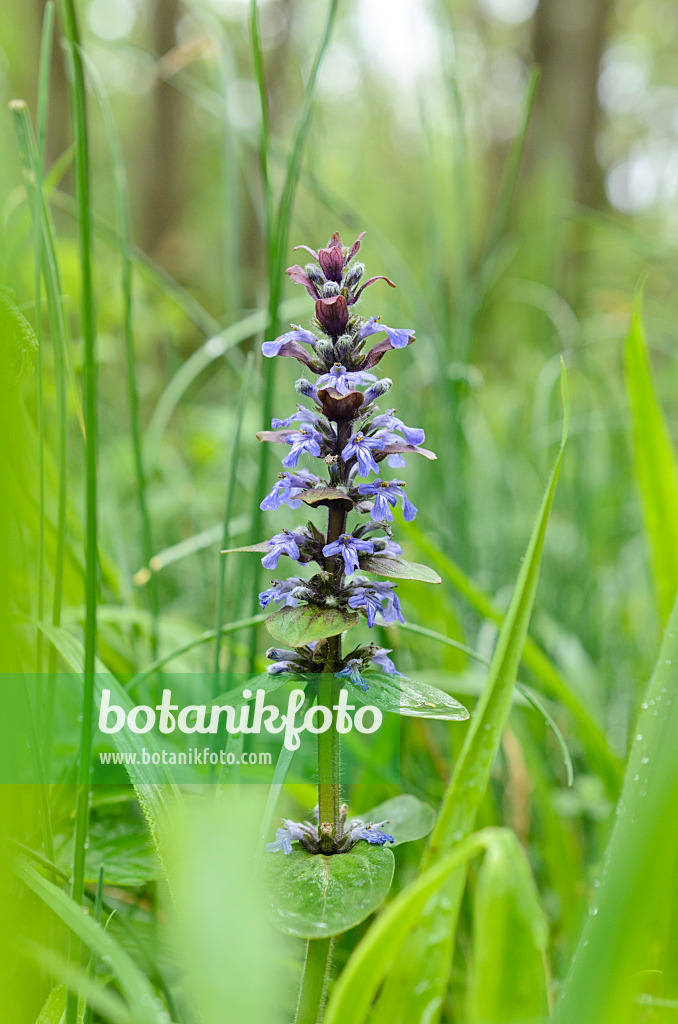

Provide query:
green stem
left=317, top=671, right=341, bottom=854
left=317, top=480, right=349, bottom=854
left=295, top=937, right=335, bottom=1024
left=59, top=2, right=97, bottom=1022
left=213, top=354, right=253, bottom=693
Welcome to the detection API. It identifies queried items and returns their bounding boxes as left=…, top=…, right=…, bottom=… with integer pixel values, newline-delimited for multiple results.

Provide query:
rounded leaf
left=348, top=672, right=469, bottom=721
left=263, top=845, right=395, bottom=938
left=350, top=794, right=436, bottom=847
left=266, top=605, right=359, bottom=648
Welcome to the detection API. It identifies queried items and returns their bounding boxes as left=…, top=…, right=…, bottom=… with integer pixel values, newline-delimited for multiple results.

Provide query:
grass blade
left=143, top=297, right=305, bottom=468
left=402, top=521, right=621, bottom=795
left=372, top=361, right=568, bottom=1024
left=26, top=945, right=136, bottom=1024
left=33, top=2, right=55, bottom=675
left=464, top=833, right=549, bottom=1024
left=10, top=88, right=70, bottom=761
left=324, top=828, right=512, bottom=1024
left=58, top=1, right=98, bottom=1015
left=431, top=362, right=567, bottom=842
left=84, top=56, right=159, bottom=660
left=16, top=861, right=164, bottom=1024
left=552, top=595, right=678, bottom=1023
left=624, top=294, right=678, bottom=627
left=123, top=613, right=267, bottom=690
left=213, top=354, right=253, bottom=693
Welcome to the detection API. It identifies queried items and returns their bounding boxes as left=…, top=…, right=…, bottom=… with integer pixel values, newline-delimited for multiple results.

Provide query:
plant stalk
left=295, top=937, right=335, bottom=1024
left=316, top=424, right=350, bottom=853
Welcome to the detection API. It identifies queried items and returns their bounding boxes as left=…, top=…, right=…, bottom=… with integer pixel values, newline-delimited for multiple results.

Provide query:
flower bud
left=295, top=378, right=319, bottom=402
left=266, top=647, right=296, bottom=661
left=344, top=261, right=364, bottom=291
left=362, top=378, right=392, bottom=404
left=314, top=338, right=335, bottom=364
left=305, top=263, right=325, bottom=288
left=322, top=281, right=341, bottom=297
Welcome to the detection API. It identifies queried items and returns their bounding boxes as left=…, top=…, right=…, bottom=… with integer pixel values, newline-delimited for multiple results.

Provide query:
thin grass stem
left=58, top=3, right=98, bottom=1022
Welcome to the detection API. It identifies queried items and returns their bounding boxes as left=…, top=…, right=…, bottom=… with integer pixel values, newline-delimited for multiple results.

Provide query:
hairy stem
left=295, top=937, right=335, bottom=1024
left=317, top=422, right=351, bottom=853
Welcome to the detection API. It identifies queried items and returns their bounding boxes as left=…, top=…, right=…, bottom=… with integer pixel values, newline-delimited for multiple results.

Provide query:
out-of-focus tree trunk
left=142, top=0, right=183, bottom=258
left=532, top=0, right=615, bottom=208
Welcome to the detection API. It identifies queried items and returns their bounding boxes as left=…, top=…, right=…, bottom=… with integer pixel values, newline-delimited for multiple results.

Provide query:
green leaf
left=34, top=622, right=180, bottom=856
left=465, top=833, right=549, bottom=1024
left=300, top=486, right=354, bottom=510
left=212, top=671, right=291, bottom=707
left=265, top=605, right=358, bottom=648
left=624, top=295, right=678, bottom=626
left=347, top=672, right=469, bottom=721
left=351, top=794, right=436, bottom=847
left=62, top=816, right=159, bottom=888
left=36, top=985, right=66, bottom=1024
left=372, top=362, right=569, bottom=1024
left=263, top=845, right=395, bottom=938
left=323, top=828, right=511, bottom=1024
left=220, top=541, right=270, bottom=554
left=15, top=862, right=165, bottom=1024
left=359, top=555, right=442, bottom=584
left=552, top=594, right=678, bottom=1024
left=400, top=522, right=621, bottom=796
left=26, top=943, right=135, bottom=1024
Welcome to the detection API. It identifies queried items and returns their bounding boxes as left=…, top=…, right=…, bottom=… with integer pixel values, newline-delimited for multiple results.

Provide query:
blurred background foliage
left=2, top=0, right=678, bottom=1020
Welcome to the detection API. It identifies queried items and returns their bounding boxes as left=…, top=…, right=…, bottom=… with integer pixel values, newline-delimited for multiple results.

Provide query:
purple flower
left=262, top=326, right=317, bottom=358
left=316, top=363, right=377, bottom=396
left=261, top=530, right=305, bottom=570
left=369, top=647, right=404, bottom=676
left=335, top=659, right=369, bottom=693
left=342, top=432, right=385, bottom=477
left=357, top=317, right=414, bottom=349
left=266, top=661, right=298, bottom=675
left=370, top=409, right=425, bottom=446
left=282, top=427, right=323, bottom=468
left=322, top=534, right=374, bottom=575
left=258, top=578, right=305, bottom=609
left=265, top=818, right=318, bottom=854
left=362, top=379, right=392, bottom=405
left=260, top=470, right=319, bottom=511
left=271, top=408, right=318, bottom=429
left=347, top=580, right=404, bottom=627
left=266, top=646, right=299, bottom=662
left=345, top=820, right=395, bottom=847
left=357, top=480, right=418, bottom=522
left=295, top=379, right=321, bottom=404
